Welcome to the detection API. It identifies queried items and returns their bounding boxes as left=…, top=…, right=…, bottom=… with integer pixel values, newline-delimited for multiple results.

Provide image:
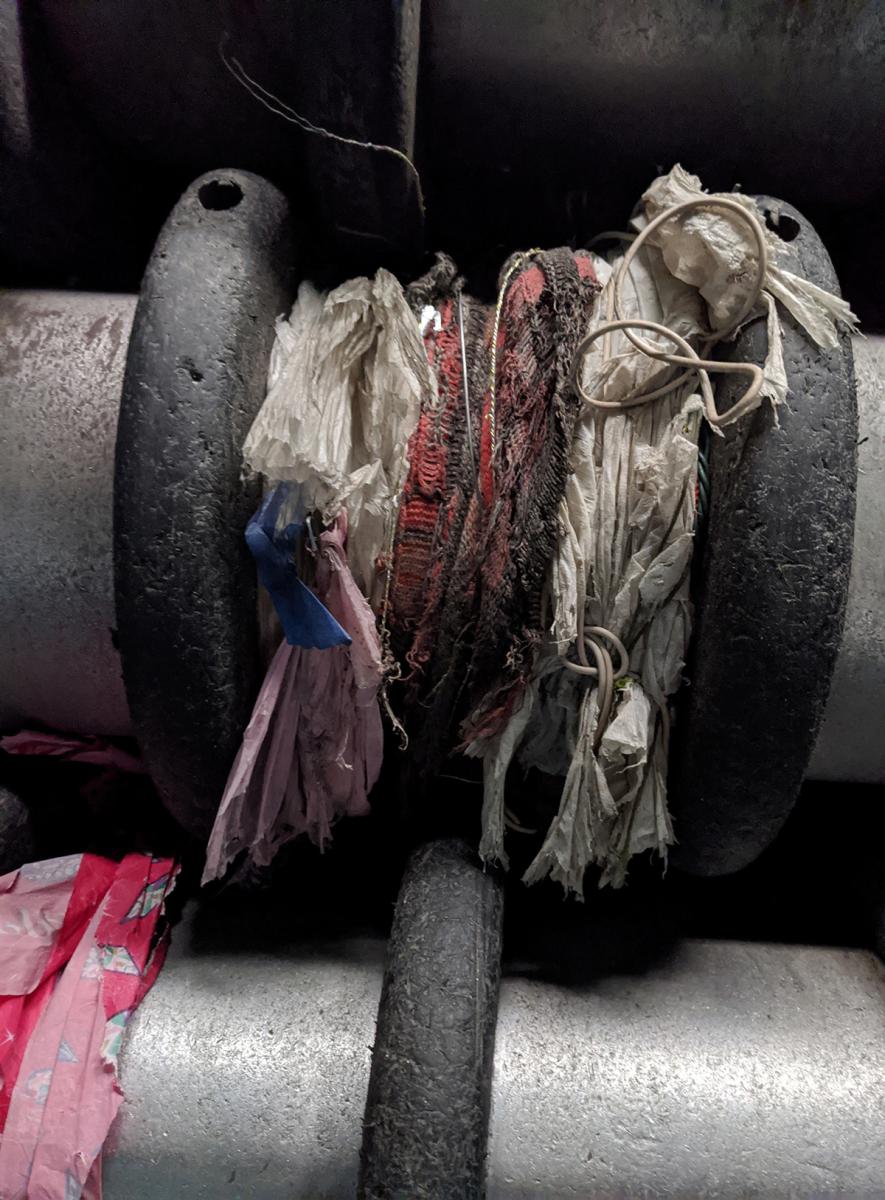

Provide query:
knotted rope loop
left=573, top=195, right=771, bottom=427
left=560, top=625, right=630, bottom=753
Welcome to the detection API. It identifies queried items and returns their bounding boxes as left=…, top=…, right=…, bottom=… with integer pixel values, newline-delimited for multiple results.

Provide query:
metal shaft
left=107, top=920, right=885, bottom=1197
left=0, top=289, right=134, bottom=735
left=488, top=943, right=885, bottom=1197
left=104, top=910, right=384, bottom=1199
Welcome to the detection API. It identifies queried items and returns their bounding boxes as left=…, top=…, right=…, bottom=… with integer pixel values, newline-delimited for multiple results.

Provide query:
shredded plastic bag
left=475, top=387, right=701, bottom=892
left=215, top=269, right=425, bottom=874
left=639, top=164, right=858, bottom=412
left=0, top=853, right=177, bottom=1197
left=473, top=164, right=859, bottom=894
left=242, top=270, right=433, bottom=596
left=0, top=731, right=145, bottom=774
left=203, top=515, right=383, bottom=882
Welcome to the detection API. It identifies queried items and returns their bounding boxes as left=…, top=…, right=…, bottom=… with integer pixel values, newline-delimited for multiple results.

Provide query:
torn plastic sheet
left=0, top=852, right=177, bottom=1198
left=521, top=389, right=699, bottom=893
left=203, top=515, right=383, bottom=882
left=473, top=251, right=702, bottom=892
left=246, top=482, right=350, bottom=649
left=638, top=164, right=858, bottom=413
left=242, top=271, right=433, bottom=597
left=0, top=733, right=145, bottom=775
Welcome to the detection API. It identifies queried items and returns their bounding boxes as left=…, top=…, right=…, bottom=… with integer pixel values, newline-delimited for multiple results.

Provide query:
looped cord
left=561, top=197, right=770, bottom=758
left=560, top=625, right=630, bottom=753
left=572, top=318, right=765, bottom=428
left=573, top=196, right=770, bottom=426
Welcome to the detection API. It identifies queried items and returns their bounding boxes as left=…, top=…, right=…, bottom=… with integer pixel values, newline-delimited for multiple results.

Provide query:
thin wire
left=377, top=496, right=408, bottom=750
left=457, top=290, right=476, bottom=469
left=221, top=37, right=422, bottom=746
left=487, top=249, right=542, bottom=470
left=219, top=38, right=425, bottom=217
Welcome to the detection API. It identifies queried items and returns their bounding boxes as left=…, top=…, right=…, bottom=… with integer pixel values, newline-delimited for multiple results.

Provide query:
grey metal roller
left=103, top=908, right=386, bottom=1200
left=102, top=905, right=885, bottom=1198
left=0, top=289, right=135, bottom=736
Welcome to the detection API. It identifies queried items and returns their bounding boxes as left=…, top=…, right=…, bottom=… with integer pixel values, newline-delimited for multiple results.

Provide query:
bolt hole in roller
left=198, top=179, right=244, bottom=211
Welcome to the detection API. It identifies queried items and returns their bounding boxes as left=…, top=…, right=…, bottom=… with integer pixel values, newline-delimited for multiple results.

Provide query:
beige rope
left=573, top=195, right=771, bottom=425
left=559, top=625, right=630, bottom=753
left=572, top=318, right=765, bottom=428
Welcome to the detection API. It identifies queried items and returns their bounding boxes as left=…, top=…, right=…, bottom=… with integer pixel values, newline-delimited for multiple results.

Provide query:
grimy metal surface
left=114, top=169, right=294, bottom=840
left=809, top=334, right=885, bottom=783
left=360, top=840, right=504, bottom=1199
left=106, top=934, right=885, bottom=1197
left=0, top=289, right=134, bottom=735
left=487, top=942, right=885, bottom=1197
left=105, top=907, right=385, bottom=1200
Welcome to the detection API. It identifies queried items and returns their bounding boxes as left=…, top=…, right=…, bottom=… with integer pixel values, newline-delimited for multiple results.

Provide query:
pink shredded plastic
left=0, top=733, right=145, bottom=776
left=0, top=852, right=177, bottom=1198
left=202, top=515, right=383, bottom=883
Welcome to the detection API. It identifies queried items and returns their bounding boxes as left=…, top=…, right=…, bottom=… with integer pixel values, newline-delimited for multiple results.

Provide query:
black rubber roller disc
left=114, top=169, right=296, bottom=840
left=670, top=197, right=857, bottom=875
left=0, top=785, right=37, bottom=875
left=359, top=839, right=504, bottom=1200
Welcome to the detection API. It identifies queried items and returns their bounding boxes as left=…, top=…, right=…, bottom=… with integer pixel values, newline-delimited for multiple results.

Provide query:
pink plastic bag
left=203, top=516, right=383, bottom=883
left=0, top=853, right=177, bottom=1198
left=0, top=733, right=145, bottom=776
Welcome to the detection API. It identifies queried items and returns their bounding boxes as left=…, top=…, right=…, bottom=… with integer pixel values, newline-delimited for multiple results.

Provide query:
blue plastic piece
left=246, top=484, right=351, bottom=649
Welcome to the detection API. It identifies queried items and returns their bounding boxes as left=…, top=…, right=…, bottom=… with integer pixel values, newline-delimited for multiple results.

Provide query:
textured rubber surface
left=115, top=170, right=295, bottom=840
left=671, top=198, right=857, bottom=875
left=0, top=785, right=36, bottom=875
left=360, top=840, right=505, bottom=1199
